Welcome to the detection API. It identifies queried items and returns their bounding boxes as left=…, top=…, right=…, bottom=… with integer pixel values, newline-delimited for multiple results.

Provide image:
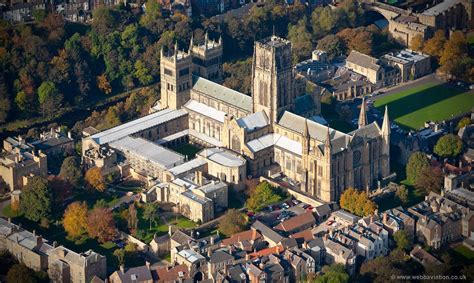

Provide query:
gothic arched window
left=231, top=135, right=241, bottom=153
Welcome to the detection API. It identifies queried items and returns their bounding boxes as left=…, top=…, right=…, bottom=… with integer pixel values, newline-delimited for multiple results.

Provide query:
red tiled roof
left=289, top=229, right=314, bottom=242
left=249, top=245, right=283, bottom=258
left=274, top=212, right=316, bottom=232
left=221, top=229, right=261, bottom=246
left=153, top=264, right=189, bottom=282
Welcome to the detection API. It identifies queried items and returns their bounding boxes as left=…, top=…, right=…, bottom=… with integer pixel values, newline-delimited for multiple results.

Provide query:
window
left=164, top=68, right=173, bottom=76
left=179, top=67, right=190, bottom=77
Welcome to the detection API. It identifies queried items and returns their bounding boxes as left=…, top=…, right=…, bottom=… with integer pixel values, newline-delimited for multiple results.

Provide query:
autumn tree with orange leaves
left=87, top=207, right=117, bottom=243
left=63, top=201, right=88, bottom=239
left=85, top=167, right=106, bottom=192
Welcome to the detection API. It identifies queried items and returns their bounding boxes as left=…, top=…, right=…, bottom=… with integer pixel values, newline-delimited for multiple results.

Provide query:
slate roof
left=294, top=94, right=316, bottom=115
left=113, top=266, right=153, bottom=283
left=236, top=111, right=269, bottom=131
left=274, top=212, right=316, bottom=232
left=251, top=221, right=284, bottom=244
left=192, top=75, right=252, bottom=112
left=346, top=50, right=381, bottom=71
left=209, top=251, right=234, bottom=264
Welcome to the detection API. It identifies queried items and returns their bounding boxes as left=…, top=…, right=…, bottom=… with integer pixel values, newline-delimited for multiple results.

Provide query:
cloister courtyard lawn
left=374, top=82, right=474, bottom=130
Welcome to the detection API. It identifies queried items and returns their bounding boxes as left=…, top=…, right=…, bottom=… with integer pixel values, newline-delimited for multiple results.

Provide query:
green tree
left=142, top=203, right=159, bottom=229
left=246, top=181, right=284, bottom=212
left=288, top=17, right=313, bottom=63
left=434, top=134, right=464, bottom=158
left=20, top=176, right=52, bottom=223
left=92, top=8, right=119, bottom=36
left=104, top=107, right=121, bottom=129
left=59, top=156, right=82, bottom=187
left=393, top=230, right=412, bottom=251
left=314, top=263, right=349, bottom=283
left=134, top=60, right=153, bottom=86
left=396, top=185, right=409, bottom=204
left=456, top=117, right=472, bottom=130
left=406, top=152, right=430, bottom=184
left=218, top=209, right=247, bottom=237
left=38, top=81, right=62, bottom=118
left=140, top=0, right=163, bottom=29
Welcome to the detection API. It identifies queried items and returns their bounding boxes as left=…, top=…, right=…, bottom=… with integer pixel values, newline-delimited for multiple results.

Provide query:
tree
left=97, top=74, right=112, bottom=94
left=63, top=202, right=88, bottom=239
left=92, top=8, right=119, bottom=36
left=396, top=185, right=409, bottom=204
left=49, top=176, right=73, bottom=209
left=406, top=152, right=430, bottom=184
left=128, top=203, right=138, bottom=234
left=456, top=117, right=472, bottom=130
left=113, top=248, right=126, bottom=266
left=218, top=209, right=247, bottom=237
left=59, top=156, right=82, bottom=187
left=440, top=31, right=468, bottom=66
left=316, top=35, right=346, bottom=61
left=410, top=34, right=424, bottom=52
left=7, top=264, right=36, bottom=283
left=414, top=166, right=443, bottom=194
left=423, top=30, right=446, bottom=58
left=0, top=92, right=11, bottom=123
left=434, top=134, right=464, bottom=158
left=20, top=176, right=52, bottom=223
left=142, top=203, right=159, bottom=229
left=38, top=81, right=62, bottom=118
left=339, top=188, right=377, bottom=217
left=393, top=230, right=412, bottom=251
left=85, top=167, right=106, bottom=192
left=87, top=207, right=116, bottom=243
left=104, top=107, right=121, bottom=129
left=134, top=60, right=153, bottom=86
left=288, top=17, right=313, bottom=63
left=246, top=181, right=284, bottom=212
left=314, top=264, right=349, bottom=283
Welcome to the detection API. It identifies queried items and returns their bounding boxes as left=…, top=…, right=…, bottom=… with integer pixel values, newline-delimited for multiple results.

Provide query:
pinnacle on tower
left=381, top=105, right=390, bottom=135
left=358, top=96, right=368, bottom=129
left=325, top=126, right=331, bottom=149
left=189, top=35, right=194, bottom=53
left=303, top=119, right=309, bottom=138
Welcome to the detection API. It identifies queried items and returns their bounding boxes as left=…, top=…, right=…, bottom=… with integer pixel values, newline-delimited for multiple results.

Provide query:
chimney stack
left=120, top=265, right=125, bottom=273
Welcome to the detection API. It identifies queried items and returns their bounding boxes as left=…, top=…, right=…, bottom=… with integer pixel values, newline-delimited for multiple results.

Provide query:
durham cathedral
left=157, top=34, right=391, bottom=203
left=83, top=34, right=390, bottom=204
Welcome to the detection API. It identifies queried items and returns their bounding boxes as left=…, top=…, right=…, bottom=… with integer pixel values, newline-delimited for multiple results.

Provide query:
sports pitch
left=374, top=82, right=474, bottom=130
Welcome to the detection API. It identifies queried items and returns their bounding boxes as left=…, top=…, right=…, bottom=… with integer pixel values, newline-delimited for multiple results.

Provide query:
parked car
left=292, top=199, right=300, bottom=205
left=327, top=220, right=334, bottom=225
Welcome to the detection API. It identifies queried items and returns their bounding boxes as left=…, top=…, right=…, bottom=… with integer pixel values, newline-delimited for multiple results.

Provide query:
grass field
left=374, top=83, right=474, bottom=130
left=452, top=245, right=474, bottom=261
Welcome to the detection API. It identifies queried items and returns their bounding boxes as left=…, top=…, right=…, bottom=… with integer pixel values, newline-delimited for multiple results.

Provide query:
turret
left=302, top=119, right=310, bottom=155
left=381, top=105, right=390, bottom=177
left=358, top=96, right=367, bottom=129
left=381, top=105, right=390, bottom=136
left=324, top=126, right=331, bottom=156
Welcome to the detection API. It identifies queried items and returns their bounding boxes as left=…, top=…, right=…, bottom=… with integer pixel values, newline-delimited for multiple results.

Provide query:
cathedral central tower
left=251, top=36, right=295, bottom=123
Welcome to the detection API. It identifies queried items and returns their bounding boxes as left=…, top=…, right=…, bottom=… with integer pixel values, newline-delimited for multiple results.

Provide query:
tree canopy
left=406, top=152, right=430, bottom=184
left=246, top=181, right=284, bottom=212
left=59, top=156, right=82, bottom=187
left=87, top=207, right=116, bottom=243
left=314, top=264, right=350, bottom=283
left=218, top=209, right=247, bottom=237
left=63, top=201, right=88, bottom=239
left=20, top=176, right=52, bottom=223
left=434, top=134, right=464, bottom=158
left=85, top=167, right=106, bottom=192
left=339, top=188, right=377, bottom=217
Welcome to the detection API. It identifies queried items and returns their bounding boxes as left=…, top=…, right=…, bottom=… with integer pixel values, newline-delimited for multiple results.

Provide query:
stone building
left=0, top=137, right=47, bottom=191
left=30, top=128, right=74, bottom=156
left=409, top=192, right=469, bottom=248
left=83, top=35, right=390, bottom=206
left=190, top=33, right=223, bottom=82
left=48, top=246, right=107, bottom=283
left=0, top=218, right=106, bottom=282
left=380, top=49, right=431, bottom=83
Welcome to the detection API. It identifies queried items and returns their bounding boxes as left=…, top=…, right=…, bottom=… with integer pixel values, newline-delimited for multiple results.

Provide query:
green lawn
left=453, top=245, right=474, bottom=261
left=171, top=143, right=202, bottom=159
left=374, top=83, right=474, bottom=130
left=2, top=204, right=21, bottom=218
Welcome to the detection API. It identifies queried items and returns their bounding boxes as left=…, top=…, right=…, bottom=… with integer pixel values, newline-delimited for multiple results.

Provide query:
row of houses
left=0, top=218, right=107, bottom=282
